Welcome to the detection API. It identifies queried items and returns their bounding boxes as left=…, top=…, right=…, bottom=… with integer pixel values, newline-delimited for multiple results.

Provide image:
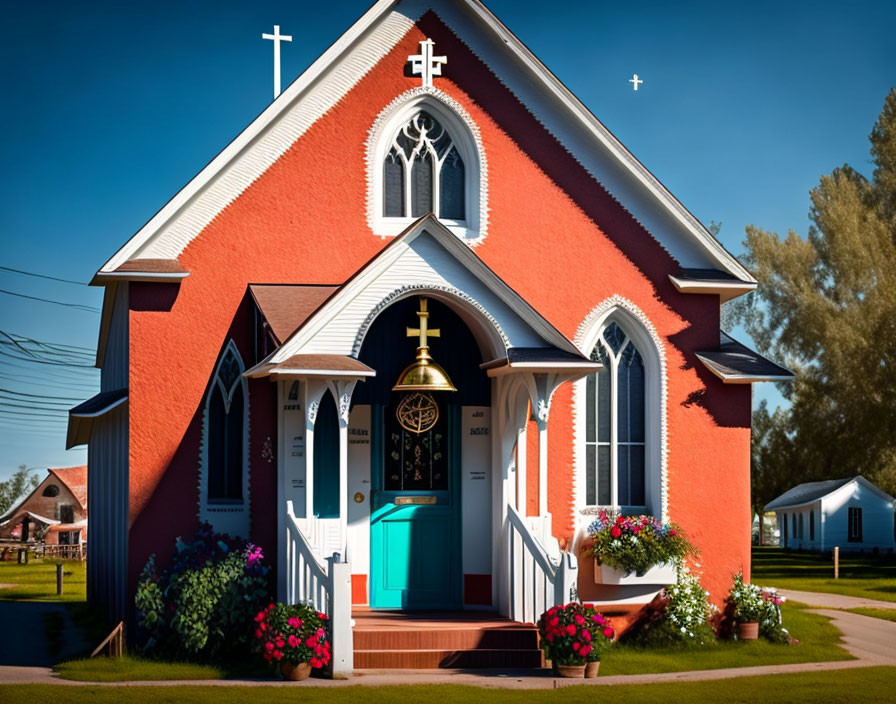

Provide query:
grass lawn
left=844, top=607, right=896, bottom=623
left=3, top=668, right=896, bottom=704
left=599, top=601, right=851, bottom=675
left=0, top=558, right=86, bottom=602
left=752, top=547, right=896, bottom=603
left=55, top=656, right=226, bottom=682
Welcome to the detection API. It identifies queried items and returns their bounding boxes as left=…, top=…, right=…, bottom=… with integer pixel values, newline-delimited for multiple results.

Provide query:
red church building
left=69, top=0, right=790, bottom=671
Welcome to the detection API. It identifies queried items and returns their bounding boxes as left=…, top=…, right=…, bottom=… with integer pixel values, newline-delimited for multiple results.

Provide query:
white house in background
left=765, top=476, right=896, bottom=553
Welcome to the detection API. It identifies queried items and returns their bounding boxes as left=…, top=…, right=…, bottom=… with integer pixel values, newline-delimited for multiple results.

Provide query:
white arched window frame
left=199, top=339, right=250, bottom=537
left=367, top=89, right=486, bottom=243
left=573, top=299, right=667, bottom=522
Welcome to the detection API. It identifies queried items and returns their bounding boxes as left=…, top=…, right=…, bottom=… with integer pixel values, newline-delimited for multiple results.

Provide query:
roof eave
left=668, top=275, right=757, bottom=303
left=696, top=353, right=795, bottom=384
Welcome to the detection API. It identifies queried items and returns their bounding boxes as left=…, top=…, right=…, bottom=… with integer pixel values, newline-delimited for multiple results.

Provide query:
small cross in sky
left=629, top=74, right=644, bottom=91
left=409, top=38, right=447, bottom=88
left=262, top=25, right=292, bottom=99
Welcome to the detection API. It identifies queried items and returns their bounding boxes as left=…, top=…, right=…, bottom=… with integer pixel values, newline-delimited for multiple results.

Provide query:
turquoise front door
left=370, top=401, right=461, bottom=609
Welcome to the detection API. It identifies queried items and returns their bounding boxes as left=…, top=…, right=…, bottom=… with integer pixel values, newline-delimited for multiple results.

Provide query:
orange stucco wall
left=125, top=13, right=751, bottom=605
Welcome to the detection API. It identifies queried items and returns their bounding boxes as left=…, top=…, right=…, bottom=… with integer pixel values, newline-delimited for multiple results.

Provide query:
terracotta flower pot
left=585, top=661, right=600, bottom=678
left=737, top=622, right=760, bottom=640
left=280, top=661, right=312, bottom=681
left=555, top=664, right=586, bottom=678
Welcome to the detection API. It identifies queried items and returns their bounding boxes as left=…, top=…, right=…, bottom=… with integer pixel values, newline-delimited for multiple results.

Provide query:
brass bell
left=392, top=297, right=457, bottom=393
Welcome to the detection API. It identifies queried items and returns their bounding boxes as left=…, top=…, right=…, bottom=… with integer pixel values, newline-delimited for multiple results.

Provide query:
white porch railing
left=285, top=500, right=353, bottom=676
left=506, top=503, right=578, bottom=624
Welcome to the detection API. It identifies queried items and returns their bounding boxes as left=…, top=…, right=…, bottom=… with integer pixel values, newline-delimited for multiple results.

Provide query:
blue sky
left=1, top=0, right=893, bottom=482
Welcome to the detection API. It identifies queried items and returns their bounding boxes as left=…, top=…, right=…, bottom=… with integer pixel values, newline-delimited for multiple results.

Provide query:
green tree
left=731, top=89, right=896, bottom=507
left=0, top=465, right=40, bottom=515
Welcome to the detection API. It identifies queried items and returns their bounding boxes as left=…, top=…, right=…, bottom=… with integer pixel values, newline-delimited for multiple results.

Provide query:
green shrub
left=726, top=572, right=790, bottom=643
left=135, top=524, right=270, bottom=663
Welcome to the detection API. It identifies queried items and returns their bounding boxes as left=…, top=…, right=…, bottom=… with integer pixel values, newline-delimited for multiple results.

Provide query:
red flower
left=572, top=641, right=580, bottom=651
left=575, top=615, right=585, bottom=625
left=566, top=625, right=577, bottom=636
left=616, top=516, right=625, bottom=524
left=582, top=630, right=592, bottom=641
left=310, top=658, right=322, bottom=669
left=273, top=650, right=283, bottom=661
left=288, top=635, right=300, bottom=648
left=602, top=627, right=614, bottom=639
left=610, top=525, right=622, bottom=538
left=580, top=645, right=592, bottom=657
left=265, top=642, right=274, bottom=652
left=582, top=603, right=595, bottom=609
left=254, top=629, right=263, bottom=639
left=669, top=529, right=678, bottom=536
left=550, top=617, right=560, bottom=627
left=288, top=617, right=302, bottom=629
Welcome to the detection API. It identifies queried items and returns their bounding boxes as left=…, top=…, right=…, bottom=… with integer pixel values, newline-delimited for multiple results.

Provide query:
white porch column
left=327, top=379, right=357, bottom=559
left=516, top=422, right=527, bottom=514
left=301, top=380, right=328, bottom=520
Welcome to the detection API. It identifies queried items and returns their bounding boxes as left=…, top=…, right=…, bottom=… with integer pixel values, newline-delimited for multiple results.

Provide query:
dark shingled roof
left=249, top=284, right=340, bottom=345
left=70, top=388, right=128, bottom=416
left=764, top=477, right=856, bottom=511
left=697, top=332, right=794, bottom=381
left=678, top=268, right=742, bottom=282
left=480, top=347, right=598, bottom=371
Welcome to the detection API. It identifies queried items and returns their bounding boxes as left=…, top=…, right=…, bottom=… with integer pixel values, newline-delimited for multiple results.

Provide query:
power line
left=0, top=348, right=96, bottom=369
left=0, top=265, right=87, bottom=286
left=0, top=330, right=94, bottom=354
left=0, top=289, right=100, bottom=313
left=0, top=401, right=71, bottom=412
left=0, top=409, right=68, bottom=420
left=0, top=388, right=85, bottom=402
left=0, top=373, right=98, bottom=392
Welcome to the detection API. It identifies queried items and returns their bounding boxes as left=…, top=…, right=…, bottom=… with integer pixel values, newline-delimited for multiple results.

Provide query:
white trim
left=267, top=369, right=376, bottom=378
left=268, top=215, right=579, bottom=364
left=99, top=2, right=414, bottom=270
left=668, top=275, right=755, bottom=303
left=366, top=87, right=488, bottom=243
left=198, top=339, right=251, bottom=537
left=97, top=0, right=751, bottom=281
left=572, top=296, right=668, bottom=523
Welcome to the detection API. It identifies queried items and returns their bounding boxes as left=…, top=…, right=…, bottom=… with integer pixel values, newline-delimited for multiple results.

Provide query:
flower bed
left=583, top=510, right=695, bottom=578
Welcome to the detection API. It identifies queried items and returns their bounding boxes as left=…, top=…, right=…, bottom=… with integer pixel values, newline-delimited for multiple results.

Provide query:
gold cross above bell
left=392, top=297, right=457, bottom=392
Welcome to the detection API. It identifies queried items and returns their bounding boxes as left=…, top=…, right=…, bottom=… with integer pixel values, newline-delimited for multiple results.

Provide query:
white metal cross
left=262, top=25, right=293, bottom=99
left=629, top=74, right=644, bottom=91
left=408, top=38, right=447, bottom=88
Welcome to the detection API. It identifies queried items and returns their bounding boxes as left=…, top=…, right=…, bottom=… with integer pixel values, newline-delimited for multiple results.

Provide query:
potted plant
left=726, top=573, right=789, bottom=641
left=726, top=572, right=764, bottom=639
left=537, top=602, right=614, bottom=678
left=583, top=511, right=695, bottom=585
left=253, top=602, right=332, bottom=680
left=580, top=603, right=615, bottom=677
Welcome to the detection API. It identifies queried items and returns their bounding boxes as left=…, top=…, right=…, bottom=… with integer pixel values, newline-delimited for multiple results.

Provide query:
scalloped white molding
left=352, top=282, right=510, bottom=358
left=571, top=295, right=669, bottom=526
left=198, top=340, right=251, bottom=537
left=365, top=86, right=489, bottom=245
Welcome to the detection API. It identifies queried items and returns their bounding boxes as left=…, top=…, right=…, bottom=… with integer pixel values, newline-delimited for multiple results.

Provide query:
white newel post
left=327, top=555, right=354, bottom=676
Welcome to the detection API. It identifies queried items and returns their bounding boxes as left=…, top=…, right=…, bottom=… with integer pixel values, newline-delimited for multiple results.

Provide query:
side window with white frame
left=584, top=321, right=646, bottom=510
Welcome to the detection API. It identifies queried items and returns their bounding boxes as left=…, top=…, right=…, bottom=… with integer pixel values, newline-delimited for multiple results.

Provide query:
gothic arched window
left=584, top=322, right=646, bottom=508
left=383, top=111, right=466, bottom=221
left=207, top=343, right=246, bottom=503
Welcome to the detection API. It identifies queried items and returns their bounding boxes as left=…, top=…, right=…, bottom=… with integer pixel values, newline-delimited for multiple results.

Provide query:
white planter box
left=593, top=561, right=678, bottom=586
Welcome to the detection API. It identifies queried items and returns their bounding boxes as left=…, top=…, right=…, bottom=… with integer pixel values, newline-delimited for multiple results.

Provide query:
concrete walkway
left=1, top=591, right=895, bottom=689
left=779, top=589, right=896, bottom=611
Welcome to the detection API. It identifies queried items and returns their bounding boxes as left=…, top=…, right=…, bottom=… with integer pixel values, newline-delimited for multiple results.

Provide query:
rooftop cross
left=406, top=298, right=441, bottom=350
left=408, top=39, right=447, bottom=88
left=629, top=74, right=644, bottom=91
left=262, top=25, right=293, bottom=99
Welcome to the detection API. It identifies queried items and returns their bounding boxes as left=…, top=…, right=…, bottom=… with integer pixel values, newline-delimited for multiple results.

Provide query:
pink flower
left=582, top=630, right=592, bottom=641
left=566, top=625, right=577, bottom=636
left=580, top=645, right=592, bottom=657
left=254, top=629, right=262, bottom=639
left=669, top=529, right=678, bottom=536
left=602, top=627, right=614, bottom=639
left=265, top=642, right=274, bottom=652
left=572, top=641, right=580, bottom=651
left=575, top=615, right=585, bottom=625
left=310, top=658, right=322, bottom=669
left=272, top=650, right=283, bottom=661
left=288, top=617, right=302, bottom=629
left=550, top=617, right=560, bottom=627
left=275, top=638, right=285, bottom=648
left=254, top=611, right=266, bottom=622
left=288, top=635, right=300, bottom=648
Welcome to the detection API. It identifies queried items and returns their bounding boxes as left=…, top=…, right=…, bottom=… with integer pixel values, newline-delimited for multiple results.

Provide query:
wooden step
left=354, top=626, right=538, bottom=651
left=352, top=611, right=543, bottom=669
left=354, top=647, right=544, bottom=669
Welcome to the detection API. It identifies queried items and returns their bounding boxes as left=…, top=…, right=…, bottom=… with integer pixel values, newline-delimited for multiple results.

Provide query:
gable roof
left=47, top=466, right=88, bottom=510
left=264, top=214, right=582, bottom=365
left=763, top=476, right=895, bottom=511
left=249, top=285, right=340, bottom=344
left=95, top=0, right=752, bottom=284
